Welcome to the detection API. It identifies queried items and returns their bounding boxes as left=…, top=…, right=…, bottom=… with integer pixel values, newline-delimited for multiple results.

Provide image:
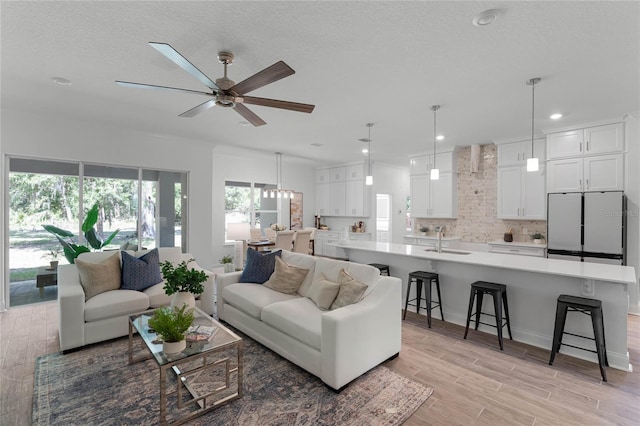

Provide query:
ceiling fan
left=116, top=42, right=315, bottom=126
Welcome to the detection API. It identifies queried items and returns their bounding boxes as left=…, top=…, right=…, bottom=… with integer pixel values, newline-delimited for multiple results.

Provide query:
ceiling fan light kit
left=116, top=42, right=315, bottom=127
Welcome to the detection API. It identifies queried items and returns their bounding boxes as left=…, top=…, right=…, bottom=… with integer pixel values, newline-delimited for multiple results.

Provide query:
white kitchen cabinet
left=410, top=172, right=456, bottom=218
left=488, top=241, right=546, bottom=257
left=329, top=181, right=346, bottom=216
left=410, top=151, right=454, bottom=174
left=402, top=235, right=461, bottom=249
left=345, top=164, right=365, bottom=181
left=315, top=169, right=330, bottom=184
left=547, top=154, right=623, bottom=193
left=316, top=163, right=370, bottom=217
left=345, top=179, right=365, bottom=216
left=314, top=230, right=343, bottom=257
left=547, top=123, right=623, bottom=160
left=497, top=164, right=546, bottom=219
left=497, top=138, right=545, bottom=166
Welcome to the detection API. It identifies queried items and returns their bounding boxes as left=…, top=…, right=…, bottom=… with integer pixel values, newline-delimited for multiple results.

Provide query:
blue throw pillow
left=239, top=249, right=282, bottom=284
left=121, top=248, right=163, bottom=291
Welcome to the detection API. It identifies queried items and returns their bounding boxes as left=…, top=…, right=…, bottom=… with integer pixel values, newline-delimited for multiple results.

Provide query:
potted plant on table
left=148, top=305, right=195, bottom=354
left=419, top=225, right=429, bottom=236
left=42, top=248, right=61, bottom=270
left=161, top=259, right=208, bottom=310
left=219, top=255, right=234, bottom=273
left=531, top=233, right=545, bottom=244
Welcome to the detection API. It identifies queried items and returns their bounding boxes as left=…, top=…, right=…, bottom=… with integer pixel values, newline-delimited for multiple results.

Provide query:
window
left=225, top=181, right=277, bottom=236
left=5, top=157, right=188, bottom=308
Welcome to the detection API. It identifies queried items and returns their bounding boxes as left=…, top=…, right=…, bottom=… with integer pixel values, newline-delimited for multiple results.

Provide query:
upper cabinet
left=497, top=138, right=545, bottom=166
left=409, top=150, right=457, bottom=218
left=546, top=122, right=625, bottom=193
left=315, top=163, right=370, bottom=217
left=547, top=123, right=624, bottom=160
left=496, top=139, right=546, bottom=220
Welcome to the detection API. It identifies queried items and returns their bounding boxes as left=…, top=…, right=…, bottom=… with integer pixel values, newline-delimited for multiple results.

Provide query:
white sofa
left=58, top=247, right=215, bottom=351
left=216, top=250, right=402, bottom=390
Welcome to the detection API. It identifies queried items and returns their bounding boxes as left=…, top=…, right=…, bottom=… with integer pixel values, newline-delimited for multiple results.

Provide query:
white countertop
left=404, top=234, right=461, bottom=241
left=335, top=241, right=636, bottom=285
left=488, top=240, right=547, bottom=248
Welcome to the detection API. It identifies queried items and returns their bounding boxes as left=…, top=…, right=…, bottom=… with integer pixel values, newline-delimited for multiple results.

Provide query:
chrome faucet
left=437, top=226, right=446, bottom=253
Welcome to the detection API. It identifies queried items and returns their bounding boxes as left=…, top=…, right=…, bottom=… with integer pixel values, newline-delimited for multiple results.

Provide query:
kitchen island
left=335, top=241, right=637, bottom=371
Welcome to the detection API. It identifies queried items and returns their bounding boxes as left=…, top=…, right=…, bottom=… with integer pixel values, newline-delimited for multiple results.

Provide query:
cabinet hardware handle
left=517, top=153, right=520, bottom=161
left=580, top=142, right=582, bottom=152
left=586, top=178, right=589, bottom=189
left=586, top=140, right=590, bottom=151
left=579, top=179, right=582, bottom=190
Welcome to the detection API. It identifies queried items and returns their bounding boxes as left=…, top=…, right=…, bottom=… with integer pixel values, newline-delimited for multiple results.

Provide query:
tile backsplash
left=414, top=144, right=546, bottom=243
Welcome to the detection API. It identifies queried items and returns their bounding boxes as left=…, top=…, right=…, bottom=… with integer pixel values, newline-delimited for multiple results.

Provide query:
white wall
left=1, top=107, right=214, bottom=272
left=211, top=146, right=317, bottom=265
left=624, top=113, right=640, bottom=314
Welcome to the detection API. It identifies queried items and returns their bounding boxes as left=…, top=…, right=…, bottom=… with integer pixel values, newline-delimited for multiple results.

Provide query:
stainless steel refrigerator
left=547, top=191, right=626, bottom=265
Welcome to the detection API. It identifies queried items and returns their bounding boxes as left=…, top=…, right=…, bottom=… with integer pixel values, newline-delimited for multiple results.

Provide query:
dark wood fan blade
left=179, top=99, right=217, bottom=118
left=149, top=42, right=220, bottom=91
left=230, top=61, right=294, bottom=95
left=240, top=96, right=315, bottom=113
left=233, top=103, right=266, bottom=126
left=115, top=81, right=213, bottom=96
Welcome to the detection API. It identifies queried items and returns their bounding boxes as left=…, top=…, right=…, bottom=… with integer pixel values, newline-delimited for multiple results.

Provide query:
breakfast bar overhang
left=335, top=241, right=637, bottom=371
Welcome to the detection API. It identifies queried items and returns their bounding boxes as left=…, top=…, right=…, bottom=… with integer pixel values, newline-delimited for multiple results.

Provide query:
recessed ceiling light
left=362, top=148, right=369, bottom=154
left=436, top=135, right=445, bottom=141
left=310, top=142, right=323, bottom=147
left=550, top=113, right=563, bottom=120
left=473, top=9, right=500, bottom=26
left=51, top=76, right=72, bottom=86
left=239, top=121, right=250, bottom=127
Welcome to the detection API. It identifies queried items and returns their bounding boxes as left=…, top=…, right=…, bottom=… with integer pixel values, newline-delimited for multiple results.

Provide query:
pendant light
left=365, top=123, right=374, bottom=185
left=263, top=152, right=295, bottom=199
left=526, top=78, right=541, bottom=172
left=358, top=123, right=374, bottom=185
left=430, top=105, right=440, bottom=180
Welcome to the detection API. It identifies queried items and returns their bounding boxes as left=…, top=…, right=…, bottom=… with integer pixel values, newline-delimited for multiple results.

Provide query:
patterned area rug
left=33, top=333, right=432, bottom=425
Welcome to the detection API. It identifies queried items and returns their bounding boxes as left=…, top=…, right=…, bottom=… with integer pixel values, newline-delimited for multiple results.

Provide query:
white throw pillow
left=307, top=272, right=341, bottom=310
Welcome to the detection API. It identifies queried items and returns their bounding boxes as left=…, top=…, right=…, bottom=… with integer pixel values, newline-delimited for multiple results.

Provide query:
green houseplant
left=220, top=255, right=234, bottom=273
left=419, top=225, right=429, bottom=235
left=42, top=248, right=61, bottom=269
left=161, top=259, right=208, bottom=309
left=43, top=202, right=120, bottom=263
left=531, top=232, right=545, bottom=244
left=148, top=305, right=194, bottom=354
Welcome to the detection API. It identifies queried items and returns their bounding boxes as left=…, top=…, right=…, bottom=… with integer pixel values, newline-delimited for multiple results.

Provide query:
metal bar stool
left=549, top=294, right=608, bottom=381
left=403, top=271, right=443, bottom=328
left=368, top=263, right=390, bottom=276
left=464, top=281, right=513, bottom=350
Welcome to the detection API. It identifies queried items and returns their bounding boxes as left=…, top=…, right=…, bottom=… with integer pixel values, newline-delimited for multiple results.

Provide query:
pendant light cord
left=433, top=107, right=437, bottom=169
left=531, top=80, right=535, bottom=157
left=368, top=124, right=372, bottom=176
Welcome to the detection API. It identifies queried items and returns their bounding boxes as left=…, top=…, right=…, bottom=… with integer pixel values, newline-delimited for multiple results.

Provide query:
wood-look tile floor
left=0, top=302, right=638, bottom=425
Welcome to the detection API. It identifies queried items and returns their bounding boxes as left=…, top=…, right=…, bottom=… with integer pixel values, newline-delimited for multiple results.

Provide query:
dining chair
left=292, top=229, right=314, bottom=254
left=249, top=228, right=262, bottom=241
left=264, top=228, right=277, bottom=242
left=274, top=230, right=295, bottom=251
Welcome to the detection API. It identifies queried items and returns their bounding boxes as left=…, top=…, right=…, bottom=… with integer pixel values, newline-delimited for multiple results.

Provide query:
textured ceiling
left=2, top=1, right=639, bottom=166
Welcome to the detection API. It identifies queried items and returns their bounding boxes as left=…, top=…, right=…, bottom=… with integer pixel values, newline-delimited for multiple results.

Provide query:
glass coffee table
left=128, top=306, right=243, bottom=425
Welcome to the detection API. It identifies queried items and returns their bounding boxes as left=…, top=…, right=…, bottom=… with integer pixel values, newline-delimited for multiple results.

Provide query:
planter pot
left=420, top=232, right=427, bottom=236
left=49, top=261, right=59, bottom=270
left=504, top=233, right=513, bottom=242
left=163, top=340, right=186, bottom=354
left=533, top=239, right=543, bottom=244
left=224, top=263, right=234, bottom=273
left=171, top=292, right=196, bottom=310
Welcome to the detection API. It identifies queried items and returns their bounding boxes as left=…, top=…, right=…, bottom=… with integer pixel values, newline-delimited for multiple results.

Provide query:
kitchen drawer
left=403, top=237, right=417, bottom=245
left=489, top=244, right=545, bottom=257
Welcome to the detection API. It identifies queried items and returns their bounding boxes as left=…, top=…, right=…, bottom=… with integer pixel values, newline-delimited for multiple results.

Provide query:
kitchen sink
left=424, top=248, right=471, bottom=255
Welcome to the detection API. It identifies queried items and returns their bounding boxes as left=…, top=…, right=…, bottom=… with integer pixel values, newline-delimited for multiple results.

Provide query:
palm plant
left=43, top=202, right=120, bottom=263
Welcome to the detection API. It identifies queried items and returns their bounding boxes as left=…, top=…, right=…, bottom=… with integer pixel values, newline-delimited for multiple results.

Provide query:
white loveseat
left=58, top=247, right=215, bottom=351
left=216, top=250, right=402, bottom=390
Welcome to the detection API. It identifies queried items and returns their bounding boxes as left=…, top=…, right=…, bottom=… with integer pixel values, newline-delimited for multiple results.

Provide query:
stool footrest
left=559, top=342, right=599, bottom=355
